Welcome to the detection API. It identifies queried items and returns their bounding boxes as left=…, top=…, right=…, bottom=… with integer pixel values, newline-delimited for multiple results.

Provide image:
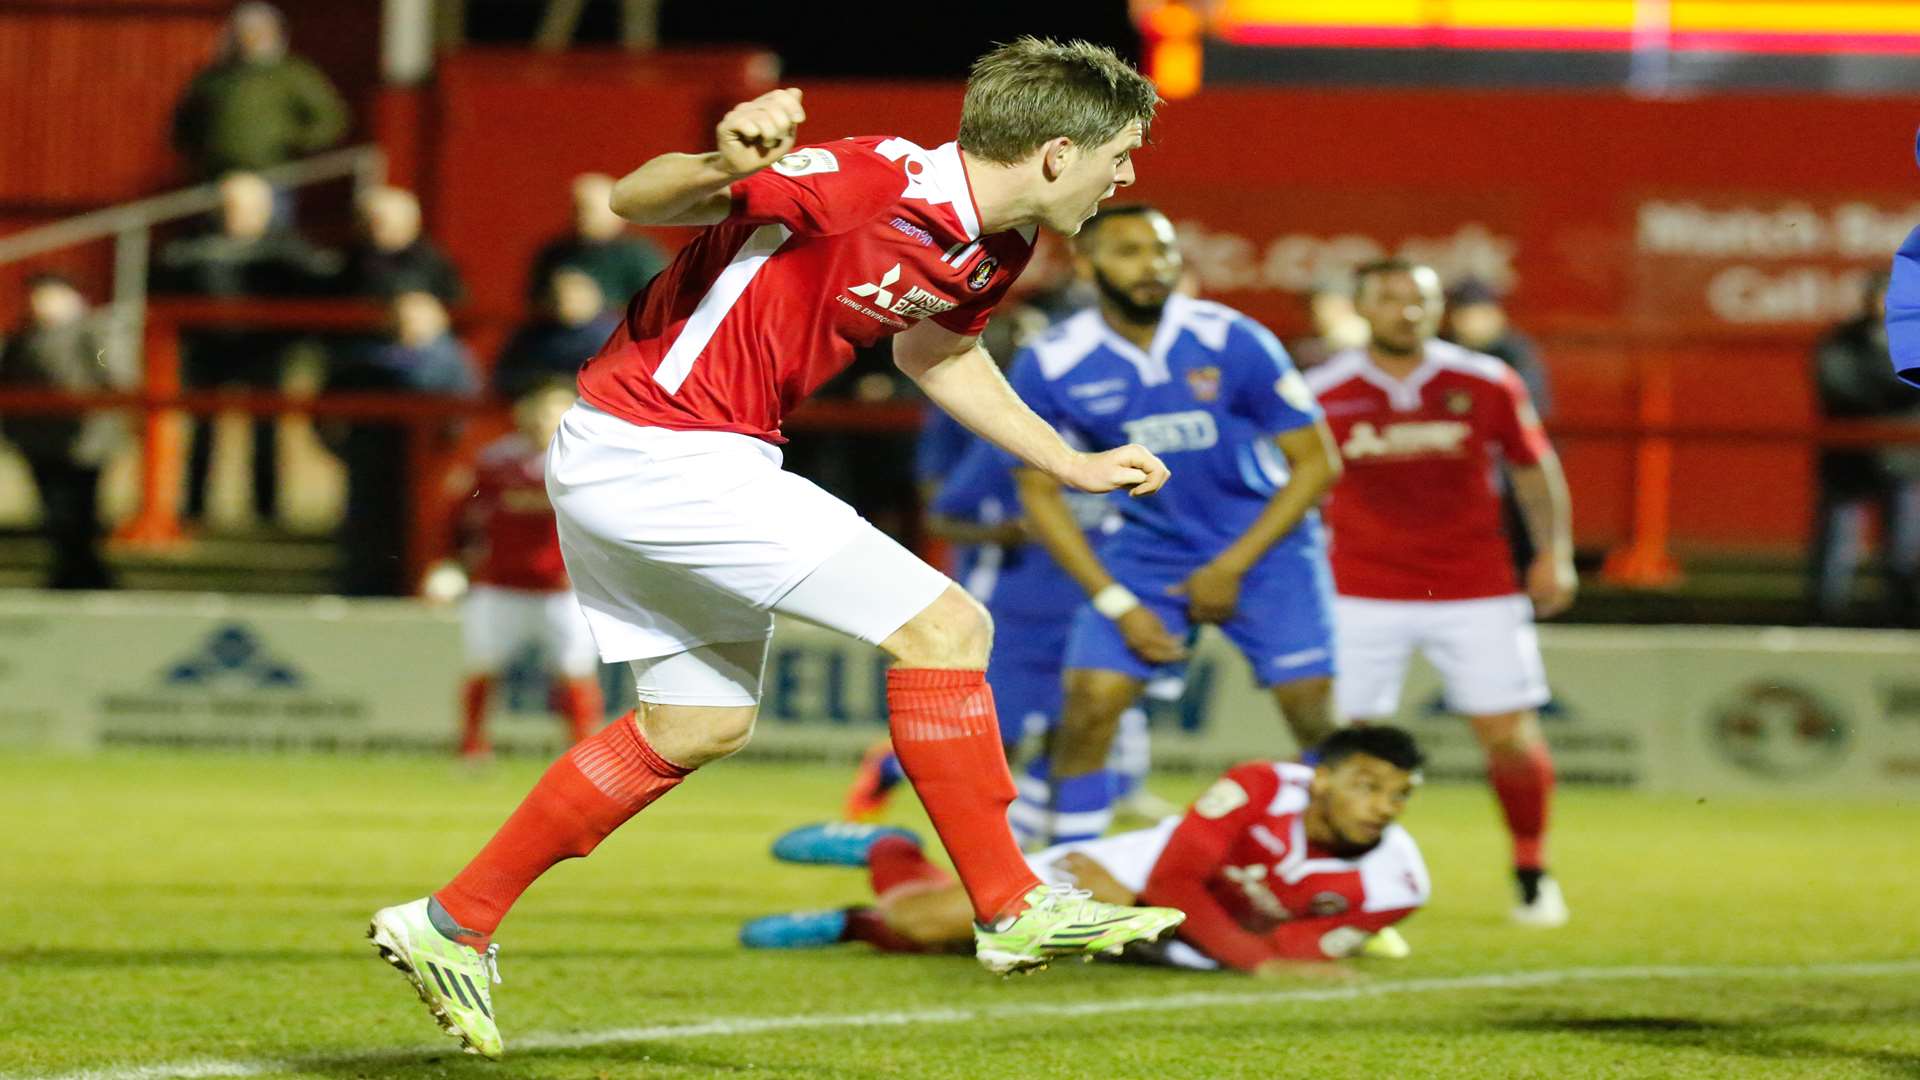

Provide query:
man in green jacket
left=170, top=2, right=348, bottom=180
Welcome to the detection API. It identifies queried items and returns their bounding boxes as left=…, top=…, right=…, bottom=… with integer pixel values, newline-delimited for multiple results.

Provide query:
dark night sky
left=464, top=0, right=1140, bottom=77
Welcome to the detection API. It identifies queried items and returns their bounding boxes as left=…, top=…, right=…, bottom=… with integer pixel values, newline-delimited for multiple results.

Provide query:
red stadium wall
left=6, top=27, right=1917, bottom=558
left=421, top=70, right=1918, bottom=557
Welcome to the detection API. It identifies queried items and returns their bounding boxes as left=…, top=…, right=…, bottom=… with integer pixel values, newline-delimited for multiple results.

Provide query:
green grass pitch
left=2, top=750, right=1917, bottom=1079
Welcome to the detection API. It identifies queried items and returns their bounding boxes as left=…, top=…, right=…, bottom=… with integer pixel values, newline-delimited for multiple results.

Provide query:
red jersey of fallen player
left=1138, top=761, right=1429, bottom=971
left=1304, top=341, right=1552, bottom=601
left=464, top=432, right=569, bottom=592
left=577, top=137, right=1035, bottom=444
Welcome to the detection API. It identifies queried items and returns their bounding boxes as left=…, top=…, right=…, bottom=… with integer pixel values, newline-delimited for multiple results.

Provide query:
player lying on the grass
left=426, top=379, right=604, bottom=758
left=746, top=726, right=1429, bottom=973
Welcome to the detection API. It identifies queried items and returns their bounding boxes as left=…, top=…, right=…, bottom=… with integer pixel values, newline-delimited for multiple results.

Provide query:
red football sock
left=886, top=669, right=1039, bottom=923
left=868, top=835, right=951, bottom=897
left=459, top=676, right=493, bottom=755
left=555, top=676, right=604, bottom=743
left=844, top=906, right=929, bottom=954
left=434, top=712, right=690, bottom=946
left=1487, top=741, right=1556, bottom=870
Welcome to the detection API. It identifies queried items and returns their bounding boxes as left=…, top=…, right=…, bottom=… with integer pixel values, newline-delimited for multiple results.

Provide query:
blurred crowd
left=1, top=2, right=1916, bottom=625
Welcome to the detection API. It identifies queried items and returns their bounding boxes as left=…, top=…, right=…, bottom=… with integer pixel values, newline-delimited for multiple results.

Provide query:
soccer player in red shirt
left=742, top=726, right=1429, bottom=973
left=437, top=379, right=603, bottom=758
left=1304, top=259, right=1576, bottom=929
left=369, top=39, right=1187, bottom=1057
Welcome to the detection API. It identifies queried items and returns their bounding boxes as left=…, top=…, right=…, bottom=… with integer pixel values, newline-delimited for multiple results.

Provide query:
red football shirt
left=464, top=433, right=569, bottom=592
left=1304, top=341, right=1552, bottom=601
left=576, top=136, right=1035, bottom=444
left=1138, top=761, right=1429, bottom=971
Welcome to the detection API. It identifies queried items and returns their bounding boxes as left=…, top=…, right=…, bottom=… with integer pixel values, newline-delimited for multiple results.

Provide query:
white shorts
left=548, top=403, right=950, bottom=704
left=461, top=585, right=599, bottom=678
left=1333, top=594, right=1550, bottom=718
left=1025, top=817, right=1179, bottom=896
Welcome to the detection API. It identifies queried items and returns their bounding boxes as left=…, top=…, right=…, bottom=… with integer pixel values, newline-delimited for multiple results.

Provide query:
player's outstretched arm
left=1510, top=452, right=1577, bottom=618
left=894, top=321, right=1170, bottom=495
left=609, top=88, right=806, bottom=227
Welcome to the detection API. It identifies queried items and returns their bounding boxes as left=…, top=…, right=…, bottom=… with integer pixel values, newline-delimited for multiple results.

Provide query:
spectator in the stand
left=1808, top=271, right=1920, bottom=626
left=153, top=170, right=340, bottom=528
left=1443, top=277, right=1554, bottom=574
left=169, top=3, right=348, bottom=190
left=1444, top=278, right=1552, bottom=417
left=0, top=275, right=134, bottom=589
left=492, top=268, right=617, bottom=400
left=1287, top=278, right=1369, bottom=372
left=525, top=173, right=668, bottom=310
left=340, top=186, right=464, bottom=304
left=324, top=291, right=477, bottom=596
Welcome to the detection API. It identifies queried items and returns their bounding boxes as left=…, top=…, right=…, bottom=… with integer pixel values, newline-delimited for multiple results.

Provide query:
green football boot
left=368, top=898, right=503, bottom=1059
left=973, top=884, right=1185, bottom=975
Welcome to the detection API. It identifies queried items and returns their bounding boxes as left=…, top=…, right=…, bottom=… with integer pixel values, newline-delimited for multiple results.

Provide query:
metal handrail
left=0, top=145, right=386, bottom=265
left=0, top=145, right=386, bottom=393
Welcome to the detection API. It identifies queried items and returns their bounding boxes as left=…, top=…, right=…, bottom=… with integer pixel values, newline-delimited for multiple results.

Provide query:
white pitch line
left=14, top=960, right=1920, bottom=1080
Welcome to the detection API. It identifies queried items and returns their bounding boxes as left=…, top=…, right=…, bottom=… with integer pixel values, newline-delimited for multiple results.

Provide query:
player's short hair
left=1351, top=259, right=1435, bottom=294
left=1317, top=726, right=1426, bottom=774
left=959, top=37, right=1160, bottom=165
left=1073, top=203, right=1167, bottom=252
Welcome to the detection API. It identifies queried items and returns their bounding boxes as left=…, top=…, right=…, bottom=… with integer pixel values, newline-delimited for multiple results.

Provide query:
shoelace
left=479, top=943, right=502, bottom=985
left=1039, top=884, right=1098, bottom=914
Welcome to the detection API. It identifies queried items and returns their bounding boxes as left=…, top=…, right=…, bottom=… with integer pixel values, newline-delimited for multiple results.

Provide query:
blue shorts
left=1065, top=541, right=1336, bottom=688
left=986, top=611, right=1071, bottom=746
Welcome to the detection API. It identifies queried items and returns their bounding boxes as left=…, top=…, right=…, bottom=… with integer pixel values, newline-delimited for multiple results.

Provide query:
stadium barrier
left=3, top=591, right=1915, bottom=797
left=6, top=298, right=1920, bottom=587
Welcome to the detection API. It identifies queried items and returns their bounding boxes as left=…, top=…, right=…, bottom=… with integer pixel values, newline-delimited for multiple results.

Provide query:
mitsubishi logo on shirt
left=849, top=264, right=902, bottom=309
left=843, top=263, right=959, bottom=323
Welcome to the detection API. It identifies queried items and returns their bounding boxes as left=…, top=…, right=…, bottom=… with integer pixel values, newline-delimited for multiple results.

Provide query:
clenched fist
left=716, top=88, right=806, bottom=178
left=1057, top=444, right=1171, bottom=497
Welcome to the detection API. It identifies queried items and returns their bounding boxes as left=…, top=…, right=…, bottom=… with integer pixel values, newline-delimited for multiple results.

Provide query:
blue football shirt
left=1007, top=294, right=1325, bottom=566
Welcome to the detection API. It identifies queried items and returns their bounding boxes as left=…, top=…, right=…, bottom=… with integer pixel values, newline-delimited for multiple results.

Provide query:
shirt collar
left=925, top=142, right=981, bottom=242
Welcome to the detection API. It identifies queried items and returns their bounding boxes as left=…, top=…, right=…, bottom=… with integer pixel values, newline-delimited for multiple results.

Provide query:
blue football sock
left=1047, top=769, right=1116, bottom=844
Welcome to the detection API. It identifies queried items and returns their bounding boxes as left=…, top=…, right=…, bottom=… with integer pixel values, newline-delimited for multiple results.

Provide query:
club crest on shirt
left=1309, top=891, right=1351, bottom=917
left=1444, top=389, right=1474, bottom=415
left=967, top=255, right=999, bottom=292
left=1194, top=777, right=1248, bottom=819
left=1185, top=365, right=1222, bottom=403
left=771, top=147, right=839, bottom=177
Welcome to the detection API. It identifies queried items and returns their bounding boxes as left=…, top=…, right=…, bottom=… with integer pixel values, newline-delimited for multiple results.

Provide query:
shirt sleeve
left=1490, top=365, right=1551, bottom=466
left=1137, top=763, right=1286, bottom=973
left=1230, top=319, right=1322, bottom=436
left=1891, top=223, right=1920, bottom=389
left=728, top=141, right=905, bottom=237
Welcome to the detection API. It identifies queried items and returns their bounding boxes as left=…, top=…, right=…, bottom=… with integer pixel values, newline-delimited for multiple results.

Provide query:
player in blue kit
left=1011, top=205, right=1344, bottom=844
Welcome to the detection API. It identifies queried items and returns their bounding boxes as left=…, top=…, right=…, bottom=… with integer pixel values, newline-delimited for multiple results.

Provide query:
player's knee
left=1271, top=676, right=1338, bottom=749
left=882, top=586, right=992, bottom=669
left=1054, top=673, right=1132, bottom=774
left=1471, top=710, right=1541, bottom=757
left=637, top=702, right=758, bottom=767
